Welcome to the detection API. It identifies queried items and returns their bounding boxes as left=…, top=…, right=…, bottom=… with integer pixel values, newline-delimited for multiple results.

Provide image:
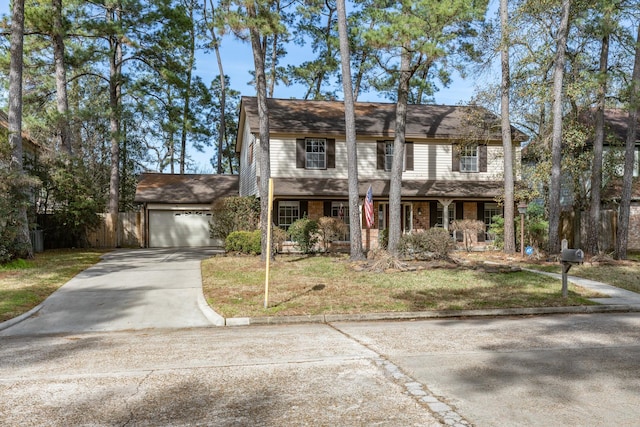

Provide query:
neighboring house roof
left=579, top=109, right=640, bottom=143
left=0, top=110, right=43, bottom=155
left=238, top=97, right=528, bottom=152
left=273, top=178, right=503, bottom=200
left=134, top=173, right=239, bottom=204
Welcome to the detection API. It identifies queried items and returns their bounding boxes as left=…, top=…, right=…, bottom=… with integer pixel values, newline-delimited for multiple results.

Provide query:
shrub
left=225, top=230, right=261, bottom=254
left=0, top=158, right=38, bottom=261
left=210, top=196, right=260, bottom=240
left=288, top=217, right=319, bottom=253
left=317, top=216, right=348, bottom=251
left=378, top=228, right=389, bottom=249
left=490, top=204, right=548, bottom=252
left=489, top=215, right=505, bottom=249
left=271, top=226, right=287, bottom=253
left=450, top=219, right=486, bottom=251
left=397, top=228, right=455, bottom=260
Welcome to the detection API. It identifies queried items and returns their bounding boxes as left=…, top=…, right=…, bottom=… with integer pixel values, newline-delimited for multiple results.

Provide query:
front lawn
left=201, top=254, right=600, bottom=318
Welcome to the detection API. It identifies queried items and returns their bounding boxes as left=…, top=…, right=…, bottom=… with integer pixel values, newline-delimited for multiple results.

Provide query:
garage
left=134, top=173, right=240, bottom=248
left=149, top=209, right=218, bottom=248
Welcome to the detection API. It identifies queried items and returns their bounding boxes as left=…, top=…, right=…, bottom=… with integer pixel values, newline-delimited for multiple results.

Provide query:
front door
left=378, top=203, right=413, bottom=233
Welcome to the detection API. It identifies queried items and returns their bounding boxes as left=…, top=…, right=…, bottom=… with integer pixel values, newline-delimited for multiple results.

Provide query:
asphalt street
left=1, top=314, right=640, bottom=426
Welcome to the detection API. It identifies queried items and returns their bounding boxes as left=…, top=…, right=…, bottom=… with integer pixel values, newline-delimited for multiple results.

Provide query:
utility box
left=561, top=248, right=584, bottom=264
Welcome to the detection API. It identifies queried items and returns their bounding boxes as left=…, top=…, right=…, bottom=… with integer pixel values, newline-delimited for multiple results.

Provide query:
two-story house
left=236, top=97, right=526, bottom=249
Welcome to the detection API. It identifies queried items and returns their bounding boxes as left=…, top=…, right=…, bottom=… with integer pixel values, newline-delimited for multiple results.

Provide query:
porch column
left=438, top=198, right=453, bottom=231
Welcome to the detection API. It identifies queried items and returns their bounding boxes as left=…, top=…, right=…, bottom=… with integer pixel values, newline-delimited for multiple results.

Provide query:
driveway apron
left=1, top=248, right=224, bottom=336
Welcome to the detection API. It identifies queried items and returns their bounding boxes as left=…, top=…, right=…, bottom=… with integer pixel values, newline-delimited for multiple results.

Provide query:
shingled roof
left=134, top=173, right=239, bottom=204
left=238, top=97, right=528, bottom=150
left=0, top=110, right=43, bottom=153
left=272, top=178, right=503, bottom=199
left=579, top=109, right=640, bottom=143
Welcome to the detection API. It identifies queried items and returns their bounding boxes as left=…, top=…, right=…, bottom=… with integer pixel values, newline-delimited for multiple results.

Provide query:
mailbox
left=560, top=247, right=583, bottom=298
left=561, top=248, right=584, bottom=264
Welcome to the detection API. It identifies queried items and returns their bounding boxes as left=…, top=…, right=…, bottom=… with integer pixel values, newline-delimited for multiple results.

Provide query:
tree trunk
left=52, top=0, right=72, bottom=156
left=206, top=0, right=226, bottom=174
left=108, top=5, right=123, bottom=247
left=179, top=3, right=196, bottom=175
left=337, top=0, right=364, bottom=260
left=548, top=0, right=571, bottom=254
left=616, top=22, right=640, bottom=260
left=9, top=0, right=33, bottom=259
left=387, top=44, right=412, bottom=256
left=586, top=25, right=610, bottom=255
left=247, top=3, right=272, bottom=261
left=500, top=0, right=516, bottom=254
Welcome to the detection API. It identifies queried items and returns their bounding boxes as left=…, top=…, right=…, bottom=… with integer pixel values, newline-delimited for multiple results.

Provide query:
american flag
left=364, top=185, right=374, bottom=228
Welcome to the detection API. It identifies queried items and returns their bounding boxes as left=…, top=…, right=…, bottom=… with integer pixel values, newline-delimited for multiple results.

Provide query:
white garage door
left=149, top=210, right=221, bottom=248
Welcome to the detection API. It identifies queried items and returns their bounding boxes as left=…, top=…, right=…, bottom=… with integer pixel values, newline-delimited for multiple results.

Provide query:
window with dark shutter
left=405, top=142, right=414, bottom=171
left=479, top=145, right=487, bottom=172
left=377, top=141, right=385, bottom=170
left=296, top=138, right=305, bottom=168
left=452, top=144, right=460, bottom=172
left=327, top=139, right=335, bottom=169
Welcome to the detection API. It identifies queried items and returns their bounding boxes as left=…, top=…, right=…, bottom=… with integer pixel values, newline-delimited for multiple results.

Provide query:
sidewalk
left=522, top=268, right=640, bottom=306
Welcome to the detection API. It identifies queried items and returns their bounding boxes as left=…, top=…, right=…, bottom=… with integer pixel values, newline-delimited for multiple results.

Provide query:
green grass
left=0, top=249, right=106, bottom=322
left=523, top=260, right=640, bottom=294
left=202, top=254, right=600, bottom=318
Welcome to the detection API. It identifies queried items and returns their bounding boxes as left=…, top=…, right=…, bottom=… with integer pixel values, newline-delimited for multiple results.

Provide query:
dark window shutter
left=477, top=202, right=485, bottom=242
left=274, top=201, right=279, bottom=226
left=429, top=201, right=438, bottom=228
left=327, top=138, right=335, bottom=169
left=300, top=201, right=308, bottom=218
left=456, top=202, right=464, bottom=220
left=476, top=202, right=485, bottom=221
left=377, top=141, right=385, bottom=170
left=405, top=141, right=413, bottom=171
left=452, top=144, right=460, bottom=172
left=296, top=138, right=305, bottom=168
left=323, top=201, right=331, bottom=217
left=479, top=145, right=487, bottom=172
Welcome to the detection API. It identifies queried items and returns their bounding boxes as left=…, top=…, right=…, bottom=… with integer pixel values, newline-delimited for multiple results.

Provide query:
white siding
left=239, top=122, right=258, bottom=197
left=269, top=138, right=514, bottom=182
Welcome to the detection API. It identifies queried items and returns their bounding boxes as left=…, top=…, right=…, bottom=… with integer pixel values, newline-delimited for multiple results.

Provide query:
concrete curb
left=0, top=304, right=43, bottom=332
left=225, top=304, right=640, bottom=326
left=196, top=288, right=226, bottom=326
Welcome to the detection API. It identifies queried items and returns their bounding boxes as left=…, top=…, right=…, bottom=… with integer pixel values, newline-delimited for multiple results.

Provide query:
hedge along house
left=134, top=173, right=239, bottom=248
left=236, top=97, right=527, bottom=250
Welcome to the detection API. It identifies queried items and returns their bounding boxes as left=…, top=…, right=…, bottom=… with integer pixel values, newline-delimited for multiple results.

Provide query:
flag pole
left=264, top=178, right=274, bottom=309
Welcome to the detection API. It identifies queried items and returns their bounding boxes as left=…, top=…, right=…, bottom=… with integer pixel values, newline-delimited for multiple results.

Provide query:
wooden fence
left=86, top=212, right=142, bottom=248
left=560, top=209, right=621, bottom=252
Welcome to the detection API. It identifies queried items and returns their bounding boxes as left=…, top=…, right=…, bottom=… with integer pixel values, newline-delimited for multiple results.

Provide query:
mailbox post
left=560, top=248, right=584, bottom=298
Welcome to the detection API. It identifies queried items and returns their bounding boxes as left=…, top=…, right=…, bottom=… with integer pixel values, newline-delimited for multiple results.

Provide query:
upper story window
left=384, top=142, right=394, bottom=171
left=460, top=145, right=478, bottom=172
left=453, top=143, right=487, bottom=173
left=306, top=138, right=326, bottom=169
left=297, top=138, right=335, bottom=169
left=248, top=140, right=254, bottom=165
left=377, top=141, right=413, bottom=172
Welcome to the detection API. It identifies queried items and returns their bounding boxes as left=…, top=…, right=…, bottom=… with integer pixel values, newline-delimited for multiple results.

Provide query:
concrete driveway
left=0, top=248, right=224, bottom=336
